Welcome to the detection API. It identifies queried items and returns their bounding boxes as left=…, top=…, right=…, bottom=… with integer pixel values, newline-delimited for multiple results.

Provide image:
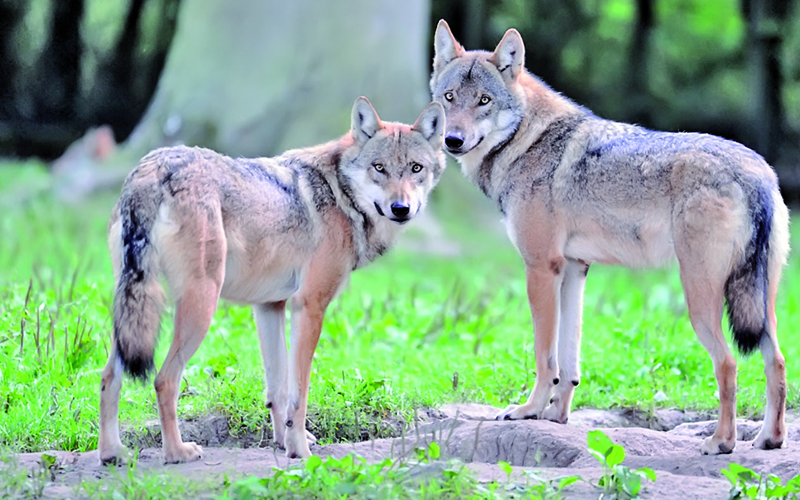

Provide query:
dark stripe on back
left=241, top=159, right=296, bottom=195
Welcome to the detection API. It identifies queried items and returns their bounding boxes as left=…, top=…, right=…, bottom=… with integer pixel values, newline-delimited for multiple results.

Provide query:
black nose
left=391, top=202, right=410, bottom=218
left=444, top=132, right=464, bottom=150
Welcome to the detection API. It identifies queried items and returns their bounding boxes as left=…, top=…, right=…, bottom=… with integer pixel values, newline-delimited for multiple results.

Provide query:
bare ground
left=9, top=404, right=800, bottom=499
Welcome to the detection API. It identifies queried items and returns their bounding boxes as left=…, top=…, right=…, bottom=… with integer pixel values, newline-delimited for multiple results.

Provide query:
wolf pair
left=100, top=21, right=789, bottom=464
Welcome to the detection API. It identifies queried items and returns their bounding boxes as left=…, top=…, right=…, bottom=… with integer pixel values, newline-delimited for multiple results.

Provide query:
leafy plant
left=587, top=430, right=656, bottom=499
left=721, top=462, right=800, bottom=500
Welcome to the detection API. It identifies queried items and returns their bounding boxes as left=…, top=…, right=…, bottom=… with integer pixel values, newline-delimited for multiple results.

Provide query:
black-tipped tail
left=724, top=185, right=772, bottom=355
left=113, top=190, right=164, bottom=380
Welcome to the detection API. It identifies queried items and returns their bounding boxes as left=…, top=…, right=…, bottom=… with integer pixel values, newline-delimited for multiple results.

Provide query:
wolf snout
left=390, top=201, right=410, bottom=218
left=444, top=131, right=464, bottom=152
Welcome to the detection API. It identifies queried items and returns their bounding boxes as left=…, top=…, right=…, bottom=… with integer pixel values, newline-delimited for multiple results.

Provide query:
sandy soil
left=9, top=404, right=800, bottom=499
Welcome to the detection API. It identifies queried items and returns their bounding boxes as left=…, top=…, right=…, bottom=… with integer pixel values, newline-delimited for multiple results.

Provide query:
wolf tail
left=113, top=187, right=164, bottom=380
left=724, top=185, right=782, bottom=355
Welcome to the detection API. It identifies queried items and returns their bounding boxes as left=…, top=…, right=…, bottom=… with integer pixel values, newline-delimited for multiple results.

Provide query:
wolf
left=98, top=97, right=446, bottom=463
left=430, top=20, right=789, bottom=455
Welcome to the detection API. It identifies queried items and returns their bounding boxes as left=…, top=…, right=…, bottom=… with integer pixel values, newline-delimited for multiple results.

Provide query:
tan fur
left=99, top=98, right=446, bottom=464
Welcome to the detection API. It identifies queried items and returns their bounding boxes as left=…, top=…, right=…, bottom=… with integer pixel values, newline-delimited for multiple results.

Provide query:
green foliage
left=721, top=462, right=800, bottom=500
left=587, top=430, right=656, bottom=499
left=220, top=445, right=579, bottom=500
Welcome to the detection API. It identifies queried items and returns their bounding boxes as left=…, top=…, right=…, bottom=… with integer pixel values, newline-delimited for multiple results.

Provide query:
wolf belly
left=563, top=212, right=675, bottom=267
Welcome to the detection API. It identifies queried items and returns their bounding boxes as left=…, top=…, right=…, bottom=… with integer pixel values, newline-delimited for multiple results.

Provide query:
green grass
left=1, top=166, right=800, bottom=455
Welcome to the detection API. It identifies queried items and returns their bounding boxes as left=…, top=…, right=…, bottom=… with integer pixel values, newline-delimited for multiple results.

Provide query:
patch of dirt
left=8, top=405, right=800, bottom=499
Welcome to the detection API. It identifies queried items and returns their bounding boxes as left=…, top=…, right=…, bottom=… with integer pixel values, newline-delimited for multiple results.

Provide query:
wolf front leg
left=284, top=246, right=351, bottom=458
left=542, top=259, right=588, bottom=423
left=254, top=301, right=290, bottom=449
left=497, top=258, right=565, bottom=421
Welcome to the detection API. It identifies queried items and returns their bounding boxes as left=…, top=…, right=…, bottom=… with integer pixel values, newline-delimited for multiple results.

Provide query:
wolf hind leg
left=542, top=259, right=588, bottom=424
left=497, top=260, right=563, bottom=421
left=98, top=345, right=128, bottom=464
left=156, top=208, right=225, bottom=464
left=678, top=258, right=737, bottom=455
left=752, top=279, right=786, bottom=450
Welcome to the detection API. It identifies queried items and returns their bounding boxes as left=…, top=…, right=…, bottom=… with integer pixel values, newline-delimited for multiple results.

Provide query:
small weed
left=721, top=462, right=800, bottom=500
left=0, top=453, right=55, bottom=499
left=587, top=430, right=656, bottom=499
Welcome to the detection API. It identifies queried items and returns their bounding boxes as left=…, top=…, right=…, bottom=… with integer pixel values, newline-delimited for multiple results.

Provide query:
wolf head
left=340, top=97, right=446, bottom=225
left=429, top=20, right=526, bottom=160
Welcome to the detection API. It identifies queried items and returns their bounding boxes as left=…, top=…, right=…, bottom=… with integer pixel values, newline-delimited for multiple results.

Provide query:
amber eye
left=479, top=95, right=491, bottom=106
left=411, top=163, right=423, bottom=173
left=444, top=91, right=454, bottom=102
left=373, top=163, right=384, bottom=173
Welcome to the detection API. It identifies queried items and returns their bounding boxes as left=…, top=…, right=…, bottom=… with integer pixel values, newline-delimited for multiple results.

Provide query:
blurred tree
left=31, top=0, right=84, bottom=123
left=124, top=0, right=432, bottom=159
left=742, top=0, right=791, bottom=163
left=0, top=0, right=180, bottom=159
left=0, top=0, right=24, bottom=121
left=627, top=0, right=655, bottom=124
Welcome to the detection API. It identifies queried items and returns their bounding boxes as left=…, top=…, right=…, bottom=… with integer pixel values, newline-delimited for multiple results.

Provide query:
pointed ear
left=412, top=101, right=445, bottom=149
left=489, top=29, right=525, bottom=81
left=433, top=19, right=464, bottom=74
left=351, top=96, right=383, bottom=145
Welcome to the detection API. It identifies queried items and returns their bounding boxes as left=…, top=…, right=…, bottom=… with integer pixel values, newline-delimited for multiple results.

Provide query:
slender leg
left=155, top=206, right=225, bottom=464
left=753, top=280, right=786, bottom=449
left=542, top=259, right=588, bottom=423
left=680, top=269, right=737, bottom=455
left=497, top=259, right=564, bottom=420
left=98, top=347, right=127, bottom=464
left=282, top=246, right=349, bottom=458
left=253, top=301, right=292, bottom=449
left=156, top=278, right=220, bottom=463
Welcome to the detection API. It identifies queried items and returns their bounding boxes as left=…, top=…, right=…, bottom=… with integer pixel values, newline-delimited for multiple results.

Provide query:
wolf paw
left=284, top=427, right=313, bottom=459
left=752, top=428, right=784, bottom=450
left=306, top=429, right=317, bottom=446
left=541, top=403, right=569, bottom=424
left=98, top=443, right=129, bottom=466
left=495, top=404, right=543, bottom=421
left=700, top=435, right=735, bottom=455
left=164, top=442, right=203, bottom=464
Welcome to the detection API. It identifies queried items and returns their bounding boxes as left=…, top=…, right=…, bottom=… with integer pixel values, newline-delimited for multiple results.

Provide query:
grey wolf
left=430, top=20, right=789, bottom=455
left=98, top=97, right=446, bottom=463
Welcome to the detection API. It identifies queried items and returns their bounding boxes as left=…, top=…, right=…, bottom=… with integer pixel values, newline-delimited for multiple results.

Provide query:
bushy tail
left=724, top=186, right=773, bottom=355
left=113, top=189, right=164, bottom=380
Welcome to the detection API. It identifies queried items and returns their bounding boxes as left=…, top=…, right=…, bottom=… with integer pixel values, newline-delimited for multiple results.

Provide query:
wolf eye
left=444, top=92, right=454, bottom=102
left=373, top=163, right=385, bottom=173
left=479, top=95, right=491, bottom=106
left=411, top=163, right=423, bottom=173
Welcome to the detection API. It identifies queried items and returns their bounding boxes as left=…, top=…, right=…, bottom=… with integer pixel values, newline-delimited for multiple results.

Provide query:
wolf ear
left=351, top=96, right=383, bottom=145
left=433, top=19, right=464, bottom=74
left=412, top=101, right=446, bottom=149
left=490, top=29, right=525, bottom=81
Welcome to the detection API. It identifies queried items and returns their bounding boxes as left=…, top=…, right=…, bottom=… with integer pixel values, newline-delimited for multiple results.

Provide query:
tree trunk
left=124, top=0, right=432, bottom=159
left=742, top=0, right=789, bottom=163
left=627, top=0, right=655, bottom=126
left=32, top=0, right=84, bottom=122
left=89, top=0, right=149, bottom=140
left=0, top=0, right=25, bottom=121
